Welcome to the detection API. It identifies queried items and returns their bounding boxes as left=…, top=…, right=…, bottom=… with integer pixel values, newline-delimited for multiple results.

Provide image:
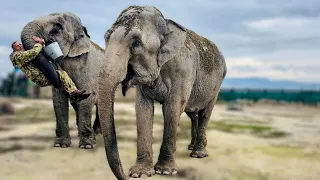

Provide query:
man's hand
left=32, top=36, right=45, bottom=45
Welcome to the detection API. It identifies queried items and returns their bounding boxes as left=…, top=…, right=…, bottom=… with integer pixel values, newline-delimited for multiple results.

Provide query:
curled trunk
left=21, top=21, right=44, bottom=50
left=20, top=22, right=62, bottom=88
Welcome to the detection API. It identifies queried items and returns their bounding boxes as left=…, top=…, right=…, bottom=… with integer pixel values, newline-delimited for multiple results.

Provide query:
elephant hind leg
left=93, top=104, right=101, bottom=135
left=185, top=111, right=198, bottom=150
left=190, top=96, right=217, bottom=158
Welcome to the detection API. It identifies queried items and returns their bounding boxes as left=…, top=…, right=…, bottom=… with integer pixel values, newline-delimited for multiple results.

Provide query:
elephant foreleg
left=77, top=99, right=95, bottom=149
left=154, top=100, right=185, bottom=175
left=129, top=89, right=155, bottom=178
left=53, top=87, right=71, bottom=148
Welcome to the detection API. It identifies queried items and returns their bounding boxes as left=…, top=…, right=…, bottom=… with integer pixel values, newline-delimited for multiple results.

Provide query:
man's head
left=11, top=41, right=24, bottom=51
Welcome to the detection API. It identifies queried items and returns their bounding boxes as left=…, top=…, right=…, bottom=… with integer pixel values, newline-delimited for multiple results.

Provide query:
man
left=9, top=36, right=91, bottom=101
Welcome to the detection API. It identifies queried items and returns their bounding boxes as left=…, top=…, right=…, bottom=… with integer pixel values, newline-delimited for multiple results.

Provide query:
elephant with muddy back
left=98, top=5, right=227, bottom=179
left=20, top=12, right=104, bottom=149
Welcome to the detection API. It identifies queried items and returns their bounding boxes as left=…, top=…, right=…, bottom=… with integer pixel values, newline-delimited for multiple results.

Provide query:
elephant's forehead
left=108, top=27, right=127, bottom=40
left=105, top=7, right=143, bottom=42
left=108, top=27, right=141, bottom=42
left=34, top=15, right=55, bottom=22
left=105, top=16, right=141, bottom=42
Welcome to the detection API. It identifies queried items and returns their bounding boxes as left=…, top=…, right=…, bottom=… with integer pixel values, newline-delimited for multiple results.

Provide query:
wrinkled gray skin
left=21, top=13, right=104, bottom=149
left=99, top=6, right=227, bottom=178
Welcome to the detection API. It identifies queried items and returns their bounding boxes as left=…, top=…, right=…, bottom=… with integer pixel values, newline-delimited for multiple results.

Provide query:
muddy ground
left=0, top=97, right=319, bottom=180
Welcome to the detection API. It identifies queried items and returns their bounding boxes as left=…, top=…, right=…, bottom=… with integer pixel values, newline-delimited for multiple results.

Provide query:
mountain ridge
left=221, top=77, right=320, bottom=90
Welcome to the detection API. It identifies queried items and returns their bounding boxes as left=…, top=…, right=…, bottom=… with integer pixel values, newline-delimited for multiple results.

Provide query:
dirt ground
left=0, top=97, right=320, bottom=180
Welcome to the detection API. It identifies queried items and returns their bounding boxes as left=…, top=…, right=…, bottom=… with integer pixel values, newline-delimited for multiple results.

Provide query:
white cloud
left=253, top=48, right=320, bottom=67
left=225, top=55, right=320, bottom=82
left=0, top=46, right=14, bottom=77
left=245, top=17, right=320, bottom=38
left=227, top=57, right=263, bottom=68
left=226, top=58, right=294, bottom=81
left=0, top=46, right=11, bottom=56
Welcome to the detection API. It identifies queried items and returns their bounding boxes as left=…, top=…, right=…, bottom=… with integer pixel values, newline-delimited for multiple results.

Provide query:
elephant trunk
left=98, top=50, right=129, bottom=180
left=20, top=21, right=62, bottom=88
left=21, top=21, right=44, bottom=50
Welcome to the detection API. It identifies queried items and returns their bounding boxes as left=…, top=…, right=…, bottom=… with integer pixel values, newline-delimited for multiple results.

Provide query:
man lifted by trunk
left=9, top=36, right=91, bottom=102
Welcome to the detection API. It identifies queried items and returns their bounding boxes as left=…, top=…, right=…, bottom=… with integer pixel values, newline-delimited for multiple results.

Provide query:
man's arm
left=12, top=43, right=43, bottom=65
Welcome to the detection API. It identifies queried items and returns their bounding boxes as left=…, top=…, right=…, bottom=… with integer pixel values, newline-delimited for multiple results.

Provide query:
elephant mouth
left=121, top=64, right=155, bottom=96
left=121, top=64, right=135, bottom=96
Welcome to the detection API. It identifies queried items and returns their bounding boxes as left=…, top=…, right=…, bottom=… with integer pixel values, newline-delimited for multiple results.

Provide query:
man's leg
left=55, top=70, right=77, bottom=94
left=56, top=70, right=91, bottom=101
left=32, top=52, right=61, bottom=88
left=32, top=53, right=90, bottom=101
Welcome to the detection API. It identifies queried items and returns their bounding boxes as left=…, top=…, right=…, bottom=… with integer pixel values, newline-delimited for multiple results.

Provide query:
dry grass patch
left=5, top=103, right=55, bottom=124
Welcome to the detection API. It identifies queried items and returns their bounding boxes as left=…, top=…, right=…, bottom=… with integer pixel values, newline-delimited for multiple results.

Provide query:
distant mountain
left=221, top=77, right=320, bottom=90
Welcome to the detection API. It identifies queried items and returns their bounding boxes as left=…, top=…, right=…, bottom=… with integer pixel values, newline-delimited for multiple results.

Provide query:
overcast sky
left=0, top=0, right=319, bottom=82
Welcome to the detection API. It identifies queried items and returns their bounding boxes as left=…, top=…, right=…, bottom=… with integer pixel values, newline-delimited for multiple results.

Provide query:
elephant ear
left=68, top=38, right=90, bottom=57
left=157, top=19, right=186, bottom=67
left=82, top=26, right=90, bottom=38
left=67, top=25, right=90, bottom=57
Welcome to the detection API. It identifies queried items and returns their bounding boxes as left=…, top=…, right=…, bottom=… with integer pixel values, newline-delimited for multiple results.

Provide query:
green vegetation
left=210, top=120, right=290, bottom=138
left=255, top=146, right=320, bottom=161
left=5, top=103, right=55, bottom=124
left=209, top=121, right=272, bottom=133
left=177, top=118, right=290, bottom=139
left=218, top=89, right=320, bottom=105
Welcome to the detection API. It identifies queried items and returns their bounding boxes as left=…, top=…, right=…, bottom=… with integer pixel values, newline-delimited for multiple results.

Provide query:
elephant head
left=102, top=6, right=186, bottom=94
left=21, top=12, right=127, bottom=180
left=21, top=12, right=90, bottom=58
left=98, top=5, right=186, bottom=177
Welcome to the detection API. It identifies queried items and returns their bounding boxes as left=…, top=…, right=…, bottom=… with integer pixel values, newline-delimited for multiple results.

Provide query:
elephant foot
left=79, top=136, right=96, bottom=149
left=190, top=148, right=208, bottom=158
left=129, top=163, right=155, bottom=178
left=154, top=160, right=178, bottom=175
left=54, top=137, right=71, bottom=148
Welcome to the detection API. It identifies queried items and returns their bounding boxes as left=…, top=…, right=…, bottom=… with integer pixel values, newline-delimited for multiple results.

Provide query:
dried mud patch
left=176, top=167, right=199, bottom=180
left=0, top=144, right=45, bottom=154
left=0, top=126, right=12, bottom=132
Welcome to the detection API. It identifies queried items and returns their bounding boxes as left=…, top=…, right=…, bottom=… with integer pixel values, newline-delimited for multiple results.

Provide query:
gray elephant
left=20, top=12, right=103, bottom=149
left=98, top=5, right=227, bottom=179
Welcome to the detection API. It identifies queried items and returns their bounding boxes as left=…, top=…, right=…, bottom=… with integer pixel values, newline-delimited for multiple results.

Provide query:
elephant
left=98, top=5, right=227, bottom=179
left=20, top=12, right=104, bottom=149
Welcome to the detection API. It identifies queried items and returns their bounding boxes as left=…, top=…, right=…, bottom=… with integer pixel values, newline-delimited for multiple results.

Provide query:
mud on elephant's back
left=184, top=29, right=221, bottom=74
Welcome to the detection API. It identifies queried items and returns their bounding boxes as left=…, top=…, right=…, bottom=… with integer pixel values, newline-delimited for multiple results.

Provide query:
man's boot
left=70, top=90, right=91, bottom=102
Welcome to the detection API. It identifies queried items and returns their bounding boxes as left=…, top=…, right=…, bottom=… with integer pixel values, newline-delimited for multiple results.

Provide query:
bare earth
left=0, top=98, right=320, bottom=180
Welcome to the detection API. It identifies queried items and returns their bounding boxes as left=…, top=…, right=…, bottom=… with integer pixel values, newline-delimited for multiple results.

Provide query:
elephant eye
left=130, top=39, right=142, bottom=55
left=50, top=28, right=59, bottom=35
left=55, top=23, right=63, bottom=30
left=132, top=39, right=142, bottom=47
left=50, top=23, right=63, bottom=35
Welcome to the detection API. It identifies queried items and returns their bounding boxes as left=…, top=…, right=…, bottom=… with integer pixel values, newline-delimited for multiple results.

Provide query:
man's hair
left=11, top=41, right=18, bottom=49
